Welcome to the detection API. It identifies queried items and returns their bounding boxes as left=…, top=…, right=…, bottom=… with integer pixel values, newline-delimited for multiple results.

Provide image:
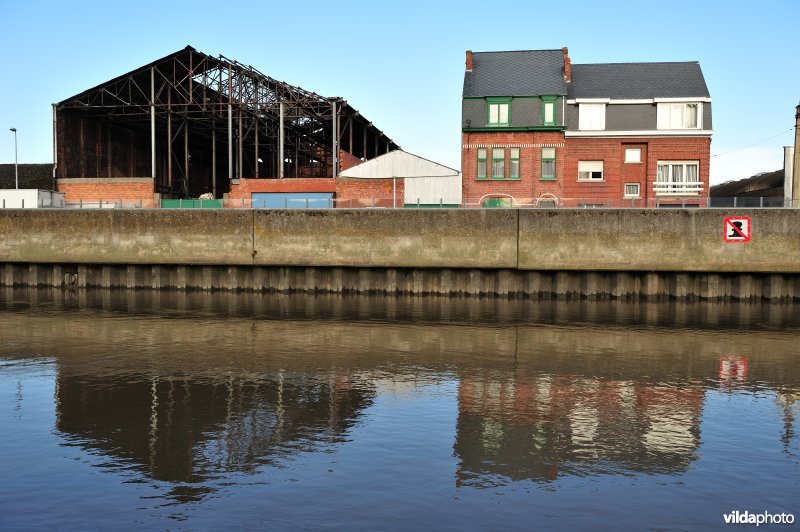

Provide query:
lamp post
left=9, top=128, right=18, bottom=189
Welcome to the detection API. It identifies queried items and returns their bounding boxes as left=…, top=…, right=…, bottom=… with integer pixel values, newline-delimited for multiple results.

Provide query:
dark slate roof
left=0, top=164, right=53, bottom=190
left=463, top=50, right=567, bottom=97
left=568, top=62, right=710, bottom=99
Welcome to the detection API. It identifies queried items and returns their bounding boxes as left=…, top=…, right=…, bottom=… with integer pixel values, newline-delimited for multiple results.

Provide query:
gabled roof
left=568, top=62, right=710, bottom=99
left=463, top=50, right=567, bottom=98
left=339, top=150, right=459, bottom=179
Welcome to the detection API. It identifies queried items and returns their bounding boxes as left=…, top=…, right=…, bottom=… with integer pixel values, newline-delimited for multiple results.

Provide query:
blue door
left=251, top=192, right=334, bottom=209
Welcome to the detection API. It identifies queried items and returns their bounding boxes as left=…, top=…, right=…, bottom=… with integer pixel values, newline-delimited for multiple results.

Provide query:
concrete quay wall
left=0, top=209, right=798, bottom=299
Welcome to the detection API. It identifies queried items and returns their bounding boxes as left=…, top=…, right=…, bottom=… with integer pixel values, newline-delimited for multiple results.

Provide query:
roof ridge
left=573, top=61, right=700, bottom=66
left=473, top=49, right=563, bottom=54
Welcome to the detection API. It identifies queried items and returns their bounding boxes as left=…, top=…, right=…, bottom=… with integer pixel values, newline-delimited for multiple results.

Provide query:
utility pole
left=793, top=103, right=800, bottom=208
left=9, top=128, right=18, bottom=189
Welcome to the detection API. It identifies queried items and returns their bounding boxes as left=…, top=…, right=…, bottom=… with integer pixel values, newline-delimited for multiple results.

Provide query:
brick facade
left=57, top=178, right=158, bottom=208
left=336, top=178, right=405, bottom=208
left=462, top=132, right=711, bottom=208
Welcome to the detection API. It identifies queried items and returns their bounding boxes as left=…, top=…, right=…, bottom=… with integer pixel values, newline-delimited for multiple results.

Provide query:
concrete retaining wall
left=1, top=209, right=799, bottom=298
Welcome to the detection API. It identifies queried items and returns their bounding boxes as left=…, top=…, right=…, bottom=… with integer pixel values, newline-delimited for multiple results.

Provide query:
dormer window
left=657, top=103, right=701, bottom=129
left=578, top=103, right=605, bottom=130
left=542, top=96, right=557, bottom=126
left=487, top=98, right=510, bottom=126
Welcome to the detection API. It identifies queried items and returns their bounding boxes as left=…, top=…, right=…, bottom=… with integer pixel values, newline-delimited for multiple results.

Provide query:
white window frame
left=655, top=160, right=702, bottom=195
left=578, top=160, right=604, bottom=181
left=578, top=103, right=606, bottom=131
left=657, top=103, right=702, bottom=130
left=624, top=183, right=641, bottom=197
left=624, top=148, right=642, bottom=163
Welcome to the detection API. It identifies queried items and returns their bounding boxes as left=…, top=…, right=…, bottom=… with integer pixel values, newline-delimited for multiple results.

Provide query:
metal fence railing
left=1, top=196, right=795, bottom=210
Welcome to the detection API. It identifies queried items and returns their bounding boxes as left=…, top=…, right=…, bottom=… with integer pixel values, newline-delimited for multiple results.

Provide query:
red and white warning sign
left=723, top=216, right=751, bottom=243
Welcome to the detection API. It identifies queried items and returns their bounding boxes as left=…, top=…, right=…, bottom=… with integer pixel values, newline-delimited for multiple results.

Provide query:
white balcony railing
left=653, top=181, right=704, bottom=196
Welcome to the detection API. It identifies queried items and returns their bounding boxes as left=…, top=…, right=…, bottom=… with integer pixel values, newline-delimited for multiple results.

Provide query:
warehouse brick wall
left=57, top=178, right=157, bottom=208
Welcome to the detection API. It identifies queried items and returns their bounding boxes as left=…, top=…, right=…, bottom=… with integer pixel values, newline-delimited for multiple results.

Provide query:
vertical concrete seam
left=251, top=209, right=256, bottom=266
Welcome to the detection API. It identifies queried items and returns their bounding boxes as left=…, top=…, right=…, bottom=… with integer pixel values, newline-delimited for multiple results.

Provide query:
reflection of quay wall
left=56, top=370, right=374, bottom=483
left=2, top=307, right=799, bottom=385
left=2, top=209, right=800, bottom=299
left=455, top=373, right=704, bottom=483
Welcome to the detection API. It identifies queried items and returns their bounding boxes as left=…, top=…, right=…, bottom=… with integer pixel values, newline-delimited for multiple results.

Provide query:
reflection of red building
left=455, top=373, right=704, bottom=485
left=719, top=355, right=748, bottom=389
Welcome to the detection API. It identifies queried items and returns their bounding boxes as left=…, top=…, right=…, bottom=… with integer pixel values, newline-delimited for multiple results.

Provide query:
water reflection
left=1, top=288, right=799, bottom=526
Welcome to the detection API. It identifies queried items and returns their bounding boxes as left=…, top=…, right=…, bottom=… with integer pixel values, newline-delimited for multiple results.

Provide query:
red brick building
left=462, top=48, right=712, bottom=208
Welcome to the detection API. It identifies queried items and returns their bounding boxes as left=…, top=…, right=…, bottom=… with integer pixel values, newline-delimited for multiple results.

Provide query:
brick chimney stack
left=466, top=50, right=473, bottom=72
left=562, top=47, right=571, bottom=82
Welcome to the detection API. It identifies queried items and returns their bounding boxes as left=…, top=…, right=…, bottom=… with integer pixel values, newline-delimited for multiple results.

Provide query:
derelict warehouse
left=53, top=45, right=402, bottom=206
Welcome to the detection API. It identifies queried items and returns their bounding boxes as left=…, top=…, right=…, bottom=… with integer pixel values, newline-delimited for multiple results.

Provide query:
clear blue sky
left=2, top=0, right=798, bottom=184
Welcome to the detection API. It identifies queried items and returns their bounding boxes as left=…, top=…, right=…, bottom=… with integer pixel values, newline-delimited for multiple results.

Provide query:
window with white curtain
left=578, top=104, right=606, bottom=130
left=656, top=161, right=700, bottom=194
left=657, top=103, right=701, bottom=129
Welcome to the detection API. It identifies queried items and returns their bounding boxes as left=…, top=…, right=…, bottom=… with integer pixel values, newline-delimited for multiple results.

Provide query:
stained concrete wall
left=518, top=210, right=800, bottom=272
left=0, top=208, right=798, bottom=276
left=0, top=209, right=253, bottom=265
left=253, top=209, right=517, bottom=268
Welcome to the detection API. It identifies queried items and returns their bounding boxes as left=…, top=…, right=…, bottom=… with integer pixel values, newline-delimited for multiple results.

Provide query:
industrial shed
left=54, top=46, right=398, bottom=205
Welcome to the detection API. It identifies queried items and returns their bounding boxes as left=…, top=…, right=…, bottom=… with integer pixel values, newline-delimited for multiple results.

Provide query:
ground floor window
left=656, top=161, right=700, bottom=195
left=541, top=148, right=556, bottom=180
left=578, top=160, right=603, bottom=181
left=477, top=148, right=487, bottom=179
left=492, top=148, right=505, bottom=179
left=509, top=148, right=520, bottom=179
left=624, top=183, right=640, bottom=197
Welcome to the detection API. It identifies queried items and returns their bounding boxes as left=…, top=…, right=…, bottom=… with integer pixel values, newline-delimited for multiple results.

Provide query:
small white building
left=0, top=189, right=65, bottom=209
left=339, top=150, right=461, bottom=207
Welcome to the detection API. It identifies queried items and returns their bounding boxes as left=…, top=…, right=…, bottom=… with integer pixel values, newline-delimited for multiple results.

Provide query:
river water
left=1, top=288, right=798, bottom=530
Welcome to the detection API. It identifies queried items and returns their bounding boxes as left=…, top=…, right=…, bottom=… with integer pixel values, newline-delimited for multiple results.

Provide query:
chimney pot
left=466, top=50, right=473, bottom=72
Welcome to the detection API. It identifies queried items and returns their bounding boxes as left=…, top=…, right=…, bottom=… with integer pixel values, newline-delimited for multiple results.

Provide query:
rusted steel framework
left=55, top=46, right=399, bottom=198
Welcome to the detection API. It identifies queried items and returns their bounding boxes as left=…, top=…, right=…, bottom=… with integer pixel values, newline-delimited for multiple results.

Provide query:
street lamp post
left=9, top=128, right=18, bottom=189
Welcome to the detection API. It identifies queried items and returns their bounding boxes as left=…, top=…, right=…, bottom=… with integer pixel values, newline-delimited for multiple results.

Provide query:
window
left=492, top=148, right=505, bottom=179
left=541, top=148, right=556, bottom=180
left=655, top=161, right=701, bottom=195
left=657, top=103, right=701, bottom=129
left=625, top=148, right=641, bottom=163
left=510, top=148, right=520, bottom=179
left=624, top=183, right=641, bottom=197
left=476, top=148, right=487, bottom=179
left=487, top=99, right=510, bottom=126
left=542, top=96, right=557, bottom=126
left=578, top=161, right=604, bottom=181
left=578, top=103, right=605, bottom=130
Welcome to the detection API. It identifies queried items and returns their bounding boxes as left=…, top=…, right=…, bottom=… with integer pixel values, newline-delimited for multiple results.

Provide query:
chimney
left=466, top=50, right=473, bottom=72
left=562, top=47, right=571, bottom=83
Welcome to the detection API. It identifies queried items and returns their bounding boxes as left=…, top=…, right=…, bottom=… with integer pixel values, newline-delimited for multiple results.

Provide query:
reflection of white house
left=339, top=150, right=462, bottom=207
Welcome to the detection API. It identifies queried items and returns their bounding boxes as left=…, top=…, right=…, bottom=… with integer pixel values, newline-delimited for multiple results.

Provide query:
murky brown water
left=1, top=288, right=798, bottom=529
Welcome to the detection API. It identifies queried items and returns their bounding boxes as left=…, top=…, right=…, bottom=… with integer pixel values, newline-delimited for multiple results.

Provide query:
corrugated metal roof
left=463, top=50, right=567, bottom=97
left=339, top=150, right=459, bottom=179
left=568, top=62, right=710, bottom=99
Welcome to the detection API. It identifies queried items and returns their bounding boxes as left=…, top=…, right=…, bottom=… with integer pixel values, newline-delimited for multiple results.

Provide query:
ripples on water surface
left=0, top=288, right=798, bottom=530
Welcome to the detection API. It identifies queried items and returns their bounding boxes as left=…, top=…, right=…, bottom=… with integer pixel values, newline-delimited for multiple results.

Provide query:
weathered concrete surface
left=0, top=209, right=253, bottom=265
left=1, top=208, right=799, bottom=274
left=519, top=209, right=800, bottom=272
left=253, top=209, right=518, bottom=268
